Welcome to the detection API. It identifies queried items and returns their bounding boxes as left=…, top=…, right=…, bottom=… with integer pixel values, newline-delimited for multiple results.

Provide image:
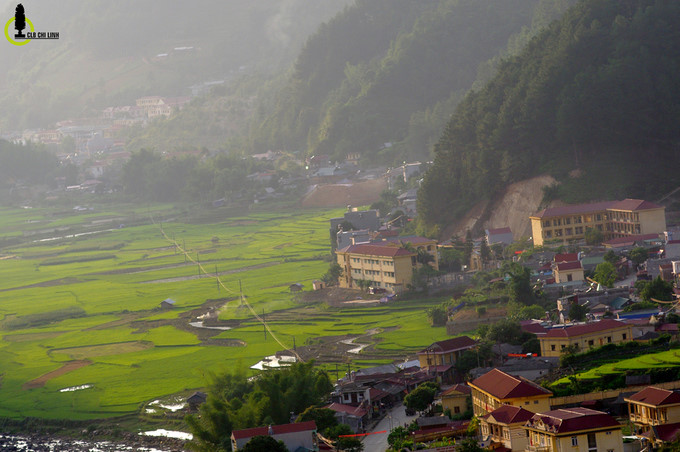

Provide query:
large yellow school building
left=530, top=199, right=665, bottom=246
left=336, top=236, right=438, bottom=293
left=539, top=319, right=633, bottom=357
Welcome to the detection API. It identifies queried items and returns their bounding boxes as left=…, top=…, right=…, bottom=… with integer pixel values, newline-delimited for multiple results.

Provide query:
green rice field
left=0, top=204, right=452, bottom=420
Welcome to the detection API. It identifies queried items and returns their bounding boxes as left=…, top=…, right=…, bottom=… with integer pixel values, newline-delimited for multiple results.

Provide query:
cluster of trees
left=419, top=0, right=680, bottom=229
left=185, top=362, right=333, bottom=452
left=0, top=140, right=75, bottom=195
left=119, top=149, right=300, bottom=203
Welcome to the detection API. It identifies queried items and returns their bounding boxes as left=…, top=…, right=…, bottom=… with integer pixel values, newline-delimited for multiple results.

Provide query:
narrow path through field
left=23, top=360, right=92, bottom=390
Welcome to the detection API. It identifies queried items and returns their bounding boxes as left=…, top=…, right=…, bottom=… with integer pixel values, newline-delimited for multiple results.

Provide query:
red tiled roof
left=626, top=387, right=680, bottom=406
left=471, top=368, right=552, bottom=399
left=556, top=261, right=582, bottom=271
left=532, top=201, right=615, bottom=219
left=526, top=408, right=619, bottom=434
left=231, top=421, right=316, bottom=440
left=609, top=199, right=664, bottom=211
left=544, top=320, right=628, bottom=338
left=337, top=243, right=414, bottom=257
left=521, top=321, right=548, bottom=335
left=418, top=336, right=477, bottom=355
left=554, top=253, right=579, bottom=263
left=484, top=405, right=534, bottom=425
left=651, top=422, right=680, bottom=442
left=381, top=236, right=436, bottom=245
left=442, top=384, right=471, bottom=396
left=368, top=387, right=390, bottom=401
left=657, top=323, right=679, bottom=332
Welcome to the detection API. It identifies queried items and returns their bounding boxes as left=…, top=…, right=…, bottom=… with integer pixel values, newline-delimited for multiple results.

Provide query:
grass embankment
left=0, top=204, right=453, bottom=421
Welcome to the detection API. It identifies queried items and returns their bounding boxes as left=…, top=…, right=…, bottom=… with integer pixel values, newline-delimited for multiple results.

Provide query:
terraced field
left=0, top=204, right=452, bottom=420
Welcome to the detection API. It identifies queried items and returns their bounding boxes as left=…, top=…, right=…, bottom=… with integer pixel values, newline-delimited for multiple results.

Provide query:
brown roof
left=418, top=336, right=477, bottom=355
left=526, top=408, right=620, bottom=434
left=487, top=227, right=512, bottom=235
left=337, top=243, right=414, bottom=257
left=470, top=368, right=552, bottom=399
left=442, top=384, right=471, bottom=397
left=625, top=387, right=680, bottom=406
left=532, top=201, right=615, bottom=219
left=554, top=253, right=579, bottom=263
left=603, top=233, right=661, bottom=246
left=609, top=199, right=664, bottom=211
left=555, top=261, right=582, bottom=271
left=326, top=403, right=368, bottom=417
left=651, top=422, right=680, bottom=442
left=544, top=320, right=628, bottom=338
left=484, top=405, right=534, bottom=425
left=231, top=421, right=316, bottom=440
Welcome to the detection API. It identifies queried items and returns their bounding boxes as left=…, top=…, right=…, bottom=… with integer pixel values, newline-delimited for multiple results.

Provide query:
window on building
left=623, top=333, right=627, bottom=340
left=571, top=437, right=578, bottom=447
left=575, top=216, right=582, bottom=224
left=543, top=221, right=551, bottom=227
left=565, top=217, right=571, bottom=225
left=454, top=406, right=460, bottom=414
left=587, top=433, right=597, bottom=451
left=534, top=400, right=539, bottom=404
left=607, top=336, right=612, bottom=343
left=551, top=345, right=556, bottom=351
left=588, top=340, right=594, bottom=347
left=565, top=228, right=573, bottom=235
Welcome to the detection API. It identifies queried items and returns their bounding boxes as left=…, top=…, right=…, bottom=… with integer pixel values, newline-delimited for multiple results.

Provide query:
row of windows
left=351, top=268, right=395, bottom=278
left=544, top=226, right=586, bottom=239
left=549, top=334, right=627, bottom=351
left=350, top=257, right=395, bottom=266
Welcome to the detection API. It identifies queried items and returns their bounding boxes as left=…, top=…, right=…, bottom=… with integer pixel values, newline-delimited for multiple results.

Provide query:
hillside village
left=226, top=193, right=680, bottom=452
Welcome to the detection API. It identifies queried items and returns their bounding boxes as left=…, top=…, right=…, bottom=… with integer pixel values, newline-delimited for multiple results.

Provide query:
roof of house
left=442, top=384, right=471, bottom=397
left=554, top=253, right=579, bottom=263
left=526, top=408, right=620, bottom=434
left=337, top=243, right=414, bottom=257
left=162, top=298, right=176, bottom=305
left=470, top=368, right=552, bottom=399
left=556, top=261, right=583, bottom=271
left=609, top=199, right=664, bottom=211
left=532, top=201, right=615, bottom=219
left=381, top=235, right=436, bottom=245
left=650, top=422, right=680, bottom=443
left=625, top=387, right=680, bottom=406
left=487, top=227, right=512, bottom=235
left=544, top=320, right=629, bottom=338
left=418, top=336, right=477, bottom=355
left=483, top=405, right=534, bottom=425
left=231, top=421, right=317, bottom=440
left=520, top=321, right=549, bottom=335
left=326, top=403, right=368, bottom=417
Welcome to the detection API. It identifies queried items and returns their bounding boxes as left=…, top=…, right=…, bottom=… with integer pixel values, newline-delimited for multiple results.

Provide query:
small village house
left=231, top=421, right=318, bottom=451
left=469, top=368, right=552, bottom=417
left=441, top=384, right=471, bottom=416
left=480, top=405, right=534, bottom=451
left=486, top=227, right=513, bottom=246
left=625, top=386, right=680, bottom=434
left=524, top=407, right=623, bottom=452
left=160, top=298, right=176, bottom=309
left=539, top=319, right=633, bottom=357
left=417, top=336, right=477, bottom=368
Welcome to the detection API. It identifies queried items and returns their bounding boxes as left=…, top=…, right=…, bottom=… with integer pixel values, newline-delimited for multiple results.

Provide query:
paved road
left=361, top=403, right=417, bottom=452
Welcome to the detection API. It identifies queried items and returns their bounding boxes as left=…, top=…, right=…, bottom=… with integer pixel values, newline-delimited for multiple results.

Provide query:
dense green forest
left=130, top=0, right=574, bottom=161
left=418, top=0, right=680, bottom=231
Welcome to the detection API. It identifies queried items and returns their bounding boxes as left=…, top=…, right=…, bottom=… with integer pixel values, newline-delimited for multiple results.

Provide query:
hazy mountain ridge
left=418, top=0, right=680, bottom=231
left=0, top=0, right=351, bottom=130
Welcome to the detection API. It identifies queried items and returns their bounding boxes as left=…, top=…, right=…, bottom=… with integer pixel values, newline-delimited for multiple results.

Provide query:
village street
left=361, top=403, right=415, bottom=452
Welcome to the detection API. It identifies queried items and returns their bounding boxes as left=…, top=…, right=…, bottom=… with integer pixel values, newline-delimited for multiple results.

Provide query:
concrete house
left=231, top=421, right=318, bottom=451
left=469, top=368, right=552, bottom=417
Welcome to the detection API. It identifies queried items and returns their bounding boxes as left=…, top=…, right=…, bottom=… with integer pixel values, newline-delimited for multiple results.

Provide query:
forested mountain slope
left=418, top=0, right=680, bottom=231
left=248, top=0, right=575, bottom=164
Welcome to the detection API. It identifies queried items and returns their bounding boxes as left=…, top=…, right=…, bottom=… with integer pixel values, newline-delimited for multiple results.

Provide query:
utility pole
left=263, top=309, right=266, bottom=340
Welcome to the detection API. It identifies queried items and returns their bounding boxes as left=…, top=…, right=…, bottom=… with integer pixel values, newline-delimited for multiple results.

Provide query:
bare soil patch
left=301, top=179, right=387, bottom=208
left=299, top=287, right=378, bottom=307
left=23, top=360, right=92, bottom=390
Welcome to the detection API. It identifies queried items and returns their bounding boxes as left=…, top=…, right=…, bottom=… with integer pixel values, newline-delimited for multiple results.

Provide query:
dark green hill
left=247, top=0, right=575, bottom=163
left=418, top=0, right=680, bottom=230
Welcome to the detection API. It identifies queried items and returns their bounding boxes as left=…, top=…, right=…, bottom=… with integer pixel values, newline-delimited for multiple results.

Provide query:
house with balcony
left=524, top=408, right=622, bottom=452
left=538, top=320, right=633, bottom=358
left=480, top=405, right=534, bottom=451
left=530, top=199, right=666, bottom=247
left=624, top=386, right=680, bottom=435
left=469, top=368, right=552, bottom=417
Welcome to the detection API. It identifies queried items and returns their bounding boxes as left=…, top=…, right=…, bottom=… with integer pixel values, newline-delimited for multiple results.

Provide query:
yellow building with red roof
left=538, top=320, right=633, bottom=357
left=530, top=199, right=665, bottom=246
left=469, top=368, right=552, bottom=417
left=625, top=386, right=680, bottom=434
